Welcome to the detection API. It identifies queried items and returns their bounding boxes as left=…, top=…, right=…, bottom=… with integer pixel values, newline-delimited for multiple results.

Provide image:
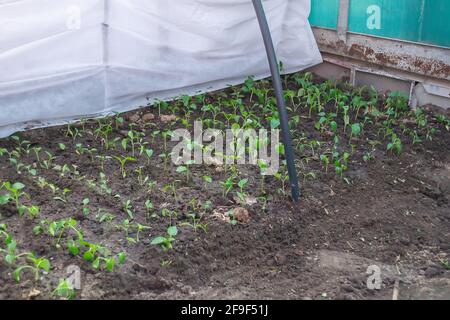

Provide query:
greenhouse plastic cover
left=0, top=0, right=322, bottom=137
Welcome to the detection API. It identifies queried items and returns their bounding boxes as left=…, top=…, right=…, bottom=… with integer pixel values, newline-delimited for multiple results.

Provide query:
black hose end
left=291, top=185, right=300, bottom=202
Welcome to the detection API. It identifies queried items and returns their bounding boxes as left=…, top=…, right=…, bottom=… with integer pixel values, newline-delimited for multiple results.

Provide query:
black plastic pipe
left=251, top=0, right=300, bottom=201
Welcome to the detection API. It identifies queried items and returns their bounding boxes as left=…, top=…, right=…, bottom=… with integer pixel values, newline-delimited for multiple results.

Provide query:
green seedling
left=66, top=124, right=82, bottom=141
left=154, top=100, right=169, bottom=117
left=202, top=175, right=212, bottom=188
left=161, top=130, right=172, bottom=154
left=53, top=163, right=72, bottom=177
left=387, top=133, right=402, bottom=155
left=99, top=172, right=113, bottom=195
left=9, top=157, right=25, bottom=174
left=439, top=258, right=450, bottom=270
left=54, top=188, right=71, bottom=203
left=161, top=208, right=178, bottom=227
left=114, top=113, right=125, bottom=129
left=0, top=223, right=9, bottom=240
left=257, top=160, right=268, bottom=194
left=27, top=205, right=40, bottom=219
left=220, top=175, right=235, bottom=197
left=135, top=166, right=149, bottom=186
left=180, top=213, right=208, bottom=233
left=226, top=210, right=238, bottom=226
left=96, top=155, right=112, bottom=171
left=333, top=152, right=350, bottom=179
left=94, top=119, right=114, bottom=149
left=12, top=254, right=50, bottom=282
left=10, top=135, right=31, bottom=155
left=144, top=148, right=154, bottom=165
left=147, top=179, right=157, bottom=191
left=71, top=238, right=125, bottom=272
left=158, top=152, right=171, bottom=172
left=274, top=170, right=289, bottom=195
left=309, top=140, right=321, bottom=158
left=123, top=200, right=135, bottom=219
left=47, top=218, right=83, bottom=249
left=134, top=223, right=151, bottom=243
left=163, top=181, right=179, bottom=201
left=0, top=147, right=9, bottom=157
left=363, top=151, right=374, bottom=162
left=236, top=178, right=248, bottom=202
left=53, top=279, right=76, bottom=300
left=349, top=123, right=361, bottom=143
left=320, top=154, right=330, bottom=173
left=121, top=131, right=133, bottom=156
left=40, top=151, right=55, bottom=169
left=82, top=198, right=90, bottom=216
left=97, top=211, right=116, bottom=224
left=145, top=200, right=154, bottom=219
left=176, top=160, right=194, bottom=183
left=117, top=219, right=132, bottom=239
left=0, top=238, right=20, bottom=265
left=150, top=226, right=178, bottom=251
left=114, top=155, right=136, bottom=178
left=436, top=115, right=450, bottom=131
left=1, top=182, right=29, bottom=216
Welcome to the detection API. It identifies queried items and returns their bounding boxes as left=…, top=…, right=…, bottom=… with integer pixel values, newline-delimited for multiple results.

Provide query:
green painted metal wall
left=309, top=0, right=450, bottom=48
left=310, top=0, right=339, bottom=29
left=420, top=0, right=450, bottom=47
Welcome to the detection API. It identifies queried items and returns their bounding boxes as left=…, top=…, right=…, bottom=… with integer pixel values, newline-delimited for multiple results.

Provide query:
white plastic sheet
left=0, top=0, right=322, bottom=137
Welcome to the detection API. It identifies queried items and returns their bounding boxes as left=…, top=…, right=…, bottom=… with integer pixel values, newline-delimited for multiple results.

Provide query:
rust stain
left=318, top=40, right=450, bottom=80
left=374, top=53, right=400, bottom=65
left=348, top=44, right=374, bottom=58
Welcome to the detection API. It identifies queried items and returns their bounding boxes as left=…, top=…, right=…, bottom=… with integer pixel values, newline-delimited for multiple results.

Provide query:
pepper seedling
left=150, top=226, right=178, bottom=251
left=1, top=181, right=28, bottom=216
left=236, top=178, right=248, bottom=202
left=180, top=213, right=208, bottom=233
left=387, top=133, right=402, bottom=155
left=145, top=200, right=154, bottom=219
left=320, top=154, right=330, bottom=174
left=176, top=160, right=195, bottom=183
left=123, top=200, right=135, bottom=219
left=82, top=198, right=90, bottom=216
left=114, top=155, right=136, bottom=178
left=349, top=123, right=361, bottom=143
left=144, top=148, right=154, bottom=165
left=220, top=175, right=235, bottom=197
left=202, top=175, right=212, bottom=188
left=53, top=279, right=76, bottom=300
left=12, top=253, right=51, bottom=282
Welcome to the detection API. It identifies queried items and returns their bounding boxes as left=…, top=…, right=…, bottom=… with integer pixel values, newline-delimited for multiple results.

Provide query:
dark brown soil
left=0, top=73, right=449, bottom=300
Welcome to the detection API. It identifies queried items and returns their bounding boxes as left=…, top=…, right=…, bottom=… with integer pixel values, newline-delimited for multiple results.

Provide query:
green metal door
left=310, top=0, right=450, bottom=48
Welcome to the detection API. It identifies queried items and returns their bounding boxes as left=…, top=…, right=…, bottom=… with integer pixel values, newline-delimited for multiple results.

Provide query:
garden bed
left=0, top=72, right=449, bottom=300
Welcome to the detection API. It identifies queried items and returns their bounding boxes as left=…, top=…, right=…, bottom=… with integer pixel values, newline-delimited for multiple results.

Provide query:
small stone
left=245, top=196, right=257, bottom=206
left=204, top=156, right=223, bottom=166
left=128, top=113, right=141, bottom=123
left=399, top=237, right=410, bottom=245
left=233, top=207, right=250, bottom=224
left=274, top=253, right=286, bottom=265
left=160, top=114, right=177, bottom=123
left=215, top=166, right=224, bottom=173
left=25, top=289, right=41, bottom=299
left=142, top=113, right=155, bottom=122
